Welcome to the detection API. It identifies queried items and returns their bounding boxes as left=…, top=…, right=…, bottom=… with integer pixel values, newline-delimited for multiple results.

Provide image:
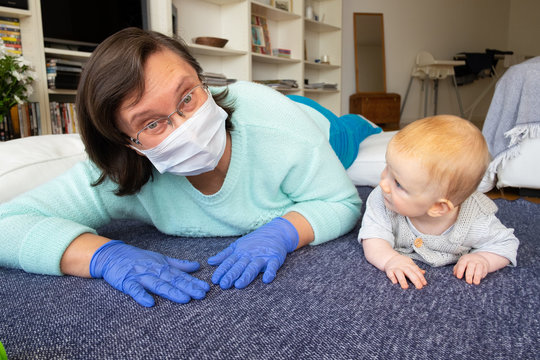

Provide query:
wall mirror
left=354, top=13, right=386, bottom=93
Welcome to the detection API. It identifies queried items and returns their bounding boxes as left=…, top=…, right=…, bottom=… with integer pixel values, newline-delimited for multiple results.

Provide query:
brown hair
left=388, top=115, right=490, bottom=205
left=76, top=27, right=234, bottom=195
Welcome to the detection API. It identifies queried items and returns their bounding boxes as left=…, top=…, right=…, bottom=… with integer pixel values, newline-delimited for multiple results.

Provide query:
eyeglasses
left=130, top=83, right=209, bottom=148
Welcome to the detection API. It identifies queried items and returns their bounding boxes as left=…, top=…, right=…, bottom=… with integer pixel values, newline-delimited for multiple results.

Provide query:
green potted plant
left=0, top=40, right=35, bottom=117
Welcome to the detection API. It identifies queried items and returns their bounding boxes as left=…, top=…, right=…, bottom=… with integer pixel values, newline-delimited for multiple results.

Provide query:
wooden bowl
left=193, top=37, right=228, bottom=48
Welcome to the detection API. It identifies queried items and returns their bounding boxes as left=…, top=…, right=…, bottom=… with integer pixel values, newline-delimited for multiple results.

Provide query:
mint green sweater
left=0, top=81, right=361, bottom=275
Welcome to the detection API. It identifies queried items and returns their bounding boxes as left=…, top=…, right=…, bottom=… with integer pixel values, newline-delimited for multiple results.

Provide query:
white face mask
left=135, top=94, right=228, bottom=176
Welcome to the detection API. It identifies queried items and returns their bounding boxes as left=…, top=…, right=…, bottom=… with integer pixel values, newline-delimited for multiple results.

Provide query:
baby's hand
left=384, top=254, right=427, bottom=289
left=453, top=253, right=489, bottom=285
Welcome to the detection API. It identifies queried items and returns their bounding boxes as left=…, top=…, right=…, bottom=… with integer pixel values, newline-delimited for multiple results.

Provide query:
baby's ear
left=427, top=199, right=455, bottom=217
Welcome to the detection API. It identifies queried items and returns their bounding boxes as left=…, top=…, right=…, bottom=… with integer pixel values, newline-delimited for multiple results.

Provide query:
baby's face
left=379, top=149, right=441, bottom=219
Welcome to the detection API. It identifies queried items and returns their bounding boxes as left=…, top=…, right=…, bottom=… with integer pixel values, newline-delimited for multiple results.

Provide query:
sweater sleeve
left=224, top=81, right=362, bottom=243
left=357, top=186, right=395, bottom=245
left=258, top=96, right=362, bottom=244
left=0, top=161, right=138, bottom=275
left=284, top=139, right=362, bottom=245
left=465, top=214, right=519, bottom=266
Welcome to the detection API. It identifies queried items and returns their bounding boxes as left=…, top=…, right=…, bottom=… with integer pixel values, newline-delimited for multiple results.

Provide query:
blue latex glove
left=208, top=217, right=299, bottom=289
left=90, top=240, right=210, bottom=307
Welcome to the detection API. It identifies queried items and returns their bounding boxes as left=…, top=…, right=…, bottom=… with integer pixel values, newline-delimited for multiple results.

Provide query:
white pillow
left=347, top=130, right=397, bottom=186
left=0, top=134, right=87, bottom=203
left=0, top=129, right=394, bottom=203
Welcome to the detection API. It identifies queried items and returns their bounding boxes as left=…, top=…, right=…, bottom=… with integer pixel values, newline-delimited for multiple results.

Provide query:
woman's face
left=116, top=48, right=202, bottom=148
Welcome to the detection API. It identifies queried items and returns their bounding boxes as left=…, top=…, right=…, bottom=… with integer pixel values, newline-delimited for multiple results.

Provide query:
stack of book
left=202, top=72, right=236, bottom=86
left=49, top=101, right=78, bottom=135
left=0, top=103, right=41, bottom=141
left=0, top=16, right=22, bottom=55
left=46, top=58, right=83, bottom=90
left=255, top=79, right=298, bottom=90
left=272, top=48, right=291, bottom=58
left=304, top=82, right=338, bottom=90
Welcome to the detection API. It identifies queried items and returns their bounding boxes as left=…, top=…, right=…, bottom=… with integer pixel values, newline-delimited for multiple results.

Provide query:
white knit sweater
left=358, top=186, right=519, bottom=267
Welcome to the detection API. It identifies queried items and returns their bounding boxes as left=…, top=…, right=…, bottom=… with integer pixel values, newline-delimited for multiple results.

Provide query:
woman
left=0, top=28, right=361, bottom=307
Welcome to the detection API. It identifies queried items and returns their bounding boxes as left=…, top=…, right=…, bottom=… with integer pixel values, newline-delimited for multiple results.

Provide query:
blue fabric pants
left=287, top=94, right=381, bottom=169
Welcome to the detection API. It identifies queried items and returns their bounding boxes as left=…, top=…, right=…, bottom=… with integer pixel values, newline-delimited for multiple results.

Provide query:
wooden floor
left=487, top=188, right=540, bottom=204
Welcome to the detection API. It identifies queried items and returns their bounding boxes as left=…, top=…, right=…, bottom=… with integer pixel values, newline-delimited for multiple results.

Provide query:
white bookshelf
left=0, top=1, right=88, bottom=134
left=1, top=2, right=49, bottom=133
left=173, top=0, right=342, bottom=114
left=3, top=0, right=342, bottom=136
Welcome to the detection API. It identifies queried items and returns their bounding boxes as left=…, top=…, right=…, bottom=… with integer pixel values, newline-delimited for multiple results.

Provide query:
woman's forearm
left=60, top=233, right=111, bottom=277
left=282, top=211, right=314, bottom=248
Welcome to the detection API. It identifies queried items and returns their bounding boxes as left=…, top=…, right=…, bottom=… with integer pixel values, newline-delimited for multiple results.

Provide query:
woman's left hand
left=207, top=217, right=299, bottom=289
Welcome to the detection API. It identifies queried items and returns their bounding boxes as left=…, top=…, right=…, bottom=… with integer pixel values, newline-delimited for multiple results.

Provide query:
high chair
left=400, top=51, right=465, bottom=120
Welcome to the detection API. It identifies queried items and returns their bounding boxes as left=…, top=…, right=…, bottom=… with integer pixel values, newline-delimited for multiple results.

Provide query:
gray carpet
left=1, top=187, right=539, bottom=359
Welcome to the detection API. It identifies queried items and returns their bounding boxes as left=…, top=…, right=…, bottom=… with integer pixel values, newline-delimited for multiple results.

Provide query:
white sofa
left=0, top=134, right=87, bottom=203
left=478, top=56, right=540, bottom=193
left=0, top=131, right=396, bottom=204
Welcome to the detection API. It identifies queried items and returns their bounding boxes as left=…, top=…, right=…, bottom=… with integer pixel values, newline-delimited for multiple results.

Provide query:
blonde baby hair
left=388, top=115, right=490, bottom=205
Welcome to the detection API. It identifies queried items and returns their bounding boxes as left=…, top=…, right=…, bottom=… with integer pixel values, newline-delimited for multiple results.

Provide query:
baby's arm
left=362, top=238, right=427, bottom=289
left=359, top=187, right=427, bottom=289
left=453, top=252, right=510, bottom=285
left=454, top=210, right=518, bottom=285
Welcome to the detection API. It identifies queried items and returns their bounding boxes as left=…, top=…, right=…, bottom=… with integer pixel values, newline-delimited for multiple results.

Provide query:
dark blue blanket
left=1, top=187, right=539, bottom=359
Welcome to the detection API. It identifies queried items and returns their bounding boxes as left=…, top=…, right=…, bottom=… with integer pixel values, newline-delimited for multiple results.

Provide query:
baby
left=358, top=115, right=519, bottom=289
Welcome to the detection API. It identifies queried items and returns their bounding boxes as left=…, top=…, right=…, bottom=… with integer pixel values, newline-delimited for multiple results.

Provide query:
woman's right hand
left=89, top=240, right=210, bottom=307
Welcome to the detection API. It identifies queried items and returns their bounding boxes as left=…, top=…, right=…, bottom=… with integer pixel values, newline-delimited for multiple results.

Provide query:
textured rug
left=0, top=187, right=538, bottom=359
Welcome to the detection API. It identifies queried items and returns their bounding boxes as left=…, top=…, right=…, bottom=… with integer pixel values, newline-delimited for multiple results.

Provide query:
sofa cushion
left=347, top=130, right=396, bottom=186
left=0, top=129, right=394, bottom=202
left=0, top=134, right=87, bottom=203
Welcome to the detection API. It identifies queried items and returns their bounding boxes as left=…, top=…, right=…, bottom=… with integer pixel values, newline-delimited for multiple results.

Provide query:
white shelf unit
left=1, top=2, right=50, bottom=133
left=303, top=0, right=342, bottom=113
left=174, top=0, right=251, bottom=83
left=1, top=1, right=92, bottom=135
left=44, top=47, right=91, bottom=121
left=173, top=0, right=342, bottom=114
left=4, top=0, right=341, bottom=136
left=250, top=0, right=303, bottom=95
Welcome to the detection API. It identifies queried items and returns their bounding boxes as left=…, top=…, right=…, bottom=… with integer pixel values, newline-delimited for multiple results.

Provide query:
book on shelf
left=254, top=79, right=298, bottom=90
left=0, top=103, right=41, bottom=141
left=18, top=102, right=41, bottom=137
left=19, top=102, right=41, bottom=137
left=0, top=113, right=6, bottom=141
left=272, top=48, right=291, bottom=58
left=49, top=101, right=78, bottom=135
left=46, top=58, right=83, bottom=90
left=48, top=58, right=84, bottom=67
left=9, top=104, right=20, bottom=138
left=202, top=72, right=237, bottom=86
left=0, top=16, right=22, bottom=55
left=304, top=82, right=338, bottom=90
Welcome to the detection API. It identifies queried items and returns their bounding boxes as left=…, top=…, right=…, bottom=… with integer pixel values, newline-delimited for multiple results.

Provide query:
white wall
left=341, top=0, right=512, bottom=125
left=508, top=0, right=540, bottom=57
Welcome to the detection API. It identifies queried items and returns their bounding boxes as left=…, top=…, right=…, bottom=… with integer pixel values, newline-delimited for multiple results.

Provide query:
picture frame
left=251, top=15, right=272, bottom=55
left=274, top=0, right=291, bottom=12
left=251, top=25, right=265, bottom=48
